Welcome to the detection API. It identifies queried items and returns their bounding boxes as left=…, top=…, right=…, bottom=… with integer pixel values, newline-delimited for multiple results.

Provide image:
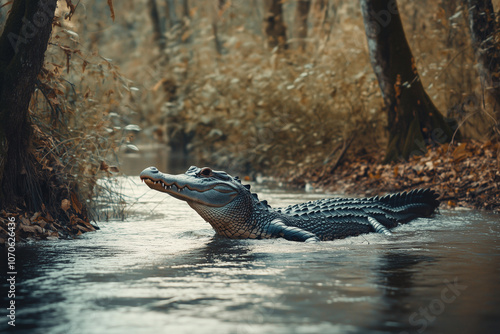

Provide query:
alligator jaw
left=142, top=178, right=188, bottom=196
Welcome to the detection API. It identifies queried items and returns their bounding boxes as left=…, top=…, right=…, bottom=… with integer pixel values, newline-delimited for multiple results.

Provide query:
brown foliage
left=293, top=140, right=500, bottom=212
left=109, top=1, right=497, bottom=176
left=0, top=0, right=130, bottom=239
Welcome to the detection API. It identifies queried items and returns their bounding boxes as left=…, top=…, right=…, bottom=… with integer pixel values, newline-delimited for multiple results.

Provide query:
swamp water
left=1, top=176, right=499, bottom=334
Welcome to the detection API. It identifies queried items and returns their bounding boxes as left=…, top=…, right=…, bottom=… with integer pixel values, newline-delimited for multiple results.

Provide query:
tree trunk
left=0, top=0, right=57, bottom=210
left=312, top=0, right=329, bottom=36
left=209, top=2, right=226, bottom=55
left=182, top=0, right=190, bottom=18
left=181, top=0, right=192, bottom=43
left=212, top=21, right=224, bottom=55
left=252, top=0, right=262, bottom=27
left=360, top=0, right=457, bottom=162
left=165, top=0, right=180, bottom=29
left=466, top=0, right=500, bottom=123
left=294, top=0, right=311, bottom=51
left=263, top=0, right=288, bottom=50
left=147, top=0, right=166, bottom=51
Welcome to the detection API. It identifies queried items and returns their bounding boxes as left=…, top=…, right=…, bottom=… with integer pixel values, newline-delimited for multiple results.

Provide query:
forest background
left=0, top=0, right=498, bottom=240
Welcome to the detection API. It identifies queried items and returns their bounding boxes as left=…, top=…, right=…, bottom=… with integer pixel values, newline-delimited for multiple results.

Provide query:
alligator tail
left=371, top=188, right=440, bottom=226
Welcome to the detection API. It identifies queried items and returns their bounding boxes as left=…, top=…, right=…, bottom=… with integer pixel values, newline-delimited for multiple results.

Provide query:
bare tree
left=466, top=0, right=500, bottom=126
left=0, top=0, right=58, bottom=210
left=147, top=0, right=166, bottom=51
left=263, top=0, right=288, bottom=50
left=182, top=0, right=190, bottom=17
left=294, top=0, right=311, bottom=51
left=312, top=0, right=330, bottom=36
left=165, top=0, right=180, bottom=29
left=360, top=0, right=457, bottom=162
left=210, top=1, right=225, bottom=55
left=212, top=22, right=224, bottom=55
left=181, top=0, right=192, bottom=43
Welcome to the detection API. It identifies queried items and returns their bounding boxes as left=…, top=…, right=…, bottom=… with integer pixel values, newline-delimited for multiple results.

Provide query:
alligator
left=140, top=166, right=440, bottom=242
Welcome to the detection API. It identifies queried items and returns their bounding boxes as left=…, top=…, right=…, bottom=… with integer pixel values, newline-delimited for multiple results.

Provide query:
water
left=1, top=177, right=499, bottom=334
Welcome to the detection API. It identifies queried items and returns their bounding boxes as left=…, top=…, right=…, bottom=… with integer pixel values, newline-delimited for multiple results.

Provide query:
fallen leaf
left=452, top=143, right=468, bottom=163
left=70, top=192, right=83, bottom=214
left=61, top=199, right=71, bottom=212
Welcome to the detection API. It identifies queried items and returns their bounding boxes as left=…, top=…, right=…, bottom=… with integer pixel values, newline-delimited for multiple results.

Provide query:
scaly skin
left=140, top=166, right=440, bottom=242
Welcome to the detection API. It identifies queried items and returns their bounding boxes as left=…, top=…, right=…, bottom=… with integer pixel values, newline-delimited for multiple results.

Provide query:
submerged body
left=140, top=166, right=440, bottom=242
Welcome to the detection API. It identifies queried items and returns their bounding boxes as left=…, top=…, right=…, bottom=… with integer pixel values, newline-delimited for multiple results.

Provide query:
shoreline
left=2, top=140, right=498, bottom=243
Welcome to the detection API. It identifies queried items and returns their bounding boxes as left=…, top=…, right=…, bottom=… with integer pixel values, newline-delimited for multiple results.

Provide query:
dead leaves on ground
left=295, top=140, right=500, bottom=212
left=0, top=209, right=98, bottom=244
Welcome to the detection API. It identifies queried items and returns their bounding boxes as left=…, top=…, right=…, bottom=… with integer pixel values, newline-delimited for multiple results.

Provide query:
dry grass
left=89, top=0, right=495, bottom=175
left=25, top=4, right=139, bottom=220
left=101, top=1, right=387, bottom=173
left=29, top=0, right=500, bottom=182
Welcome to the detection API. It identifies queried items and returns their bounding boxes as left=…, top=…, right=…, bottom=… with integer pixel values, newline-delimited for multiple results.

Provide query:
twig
left=328, top=134, right=356, bottom=175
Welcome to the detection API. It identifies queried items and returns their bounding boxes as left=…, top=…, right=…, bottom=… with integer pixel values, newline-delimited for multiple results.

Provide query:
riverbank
left=289, top=140, right=500, bottom=212
left=0, top=210, right=98, bottom=244
left=2, top=140, right=497, bottom=244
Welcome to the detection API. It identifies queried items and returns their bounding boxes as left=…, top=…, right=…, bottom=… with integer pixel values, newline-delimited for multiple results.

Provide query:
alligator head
left=140, top=166, right=257, bottom=238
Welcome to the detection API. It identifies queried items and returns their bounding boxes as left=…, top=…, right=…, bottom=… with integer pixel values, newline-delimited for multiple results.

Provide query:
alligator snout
left=139, top=167, right=160, bottom=181
left=143, top=166, right=158, bottom=174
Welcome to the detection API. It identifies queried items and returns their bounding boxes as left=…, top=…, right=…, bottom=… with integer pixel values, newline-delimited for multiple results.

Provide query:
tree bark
left=0, top=0, right=57, bottom=210
left=360, top=0, right=457, bottom=162
left=263, top=0, right=288, bottom=50
left=294, top=0, right=311, bottom=51
left=466, top=0, right=500, bottom=119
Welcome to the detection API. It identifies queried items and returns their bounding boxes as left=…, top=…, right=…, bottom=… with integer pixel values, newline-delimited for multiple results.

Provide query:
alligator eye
left=200, top=167, right=213, bottom=177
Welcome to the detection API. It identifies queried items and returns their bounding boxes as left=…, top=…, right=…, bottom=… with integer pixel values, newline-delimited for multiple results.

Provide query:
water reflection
left=1, top=182, right=499, bottom=334
left=190, top=237, right=255, bottom=265
left=376, top=251, right=438, bottom=296
left=118, top=143, right=196, bottom=176
left=372, top=251, right=434, bottom=333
